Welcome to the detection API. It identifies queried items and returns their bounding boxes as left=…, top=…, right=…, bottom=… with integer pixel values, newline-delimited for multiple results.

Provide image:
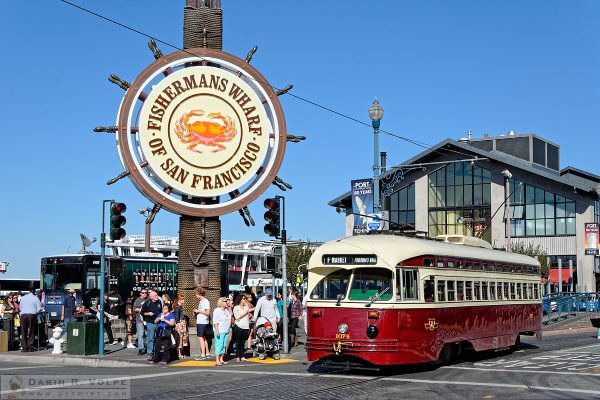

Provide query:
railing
left=542, top=292, right=600, bottom=325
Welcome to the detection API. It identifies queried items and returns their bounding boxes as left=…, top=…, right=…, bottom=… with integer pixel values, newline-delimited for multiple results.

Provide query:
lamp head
left=369, top=98, right=384, bottom=128
left=501, top=169, right=512, bottom=179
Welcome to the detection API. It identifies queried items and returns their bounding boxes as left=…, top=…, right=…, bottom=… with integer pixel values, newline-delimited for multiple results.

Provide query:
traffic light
left=109, top=201, right=127, bottom=241
left=263, top=197, right=280, bottom=237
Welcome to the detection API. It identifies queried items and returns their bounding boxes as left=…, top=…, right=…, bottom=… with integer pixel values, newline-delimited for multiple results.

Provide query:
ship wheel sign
left=100, top=43, right=294, bottom=218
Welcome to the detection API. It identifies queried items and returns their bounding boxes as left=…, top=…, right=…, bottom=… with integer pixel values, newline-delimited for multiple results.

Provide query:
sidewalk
left=0, top=326, right=309, bottom=368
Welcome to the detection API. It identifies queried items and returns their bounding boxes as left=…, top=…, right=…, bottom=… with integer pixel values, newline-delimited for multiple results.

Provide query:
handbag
left=161, top=327, right=173, bottom=339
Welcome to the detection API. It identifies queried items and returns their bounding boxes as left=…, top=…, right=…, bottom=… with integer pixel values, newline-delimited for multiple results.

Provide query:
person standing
left=60, top=288, right=77, bottom=339
left=193, top=287, right=210, bottom=358
left=253, top=289, right=280, bottom=328
left=125, top=291, right=138, bottom=349
left=19, top=288, right=41, bottom=352
left=133, top=289, right=148, bottom=355
left=244, top=285, right=257, bottom=307
left=302, top=294, right=308, bottom=335
left=153, top=304, right=175, bottom=365
left=107, top=285, right=122, bottom=345
left=140, top=290, right=162, bottom=361
left=173, top=295, right=188, bottom=359
left=232, top=294, right=253, bottom=362
left=289, top=292, right=303, bottom=347
left=213, top=297, right=231, bottom=366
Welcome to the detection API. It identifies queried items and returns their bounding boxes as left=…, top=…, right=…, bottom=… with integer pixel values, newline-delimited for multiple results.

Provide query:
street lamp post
left=139, top=207, right=153, bottom=253
left=501, top=169, right=512, bottom=252
left=369, top=99, right=384, bottom=213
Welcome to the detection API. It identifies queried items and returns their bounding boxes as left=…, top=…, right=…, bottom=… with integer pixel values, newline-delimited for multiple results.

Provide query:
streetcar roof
left=309, top=234, right=540, bottom=270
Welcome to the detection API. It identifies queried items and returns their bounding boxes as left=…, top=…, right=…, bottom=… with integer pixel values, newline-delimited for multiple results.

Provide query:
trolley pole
left=99, top=199, right=112, bottom=357
left=279, top=195, right=289, bottom=354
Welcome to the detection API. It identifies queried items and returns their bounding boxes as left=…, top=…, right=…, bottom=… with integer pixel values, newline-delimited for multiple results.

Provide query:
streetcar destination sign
left=322, top=255, right=377, bottom=265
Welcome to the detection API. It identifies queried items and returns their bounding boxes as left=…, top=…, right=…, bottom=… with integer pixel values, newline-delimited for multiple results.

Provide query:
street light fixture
left=369, top=99, right=384, bottom=213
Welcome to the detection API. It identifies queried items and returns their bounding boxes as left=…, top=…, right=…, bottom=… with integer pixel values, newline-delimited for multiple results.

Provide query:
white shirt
left=196, top=297, right=210, bottom=325
left=213, top=307, right=231, bottom=334
left=254, top=296, right=280, bottom=322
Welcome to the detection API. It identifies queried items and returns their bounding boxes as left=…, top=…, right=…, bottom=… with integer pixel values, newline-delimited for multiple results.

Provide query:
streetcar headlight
left=337, top=323, right=349, bottom=334
left=366, top=324, right=379, bottom=339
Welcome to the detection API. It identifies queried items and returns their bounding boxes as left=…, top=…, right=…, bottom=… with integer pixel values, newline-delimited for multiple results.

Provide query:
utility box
left=67, top=321, right=99, bottom=355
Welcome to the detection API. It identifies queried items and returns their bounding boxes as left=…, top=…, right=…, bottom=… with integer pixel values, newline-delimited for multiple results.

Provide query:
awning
left=549, top=269, right=572, bottom=284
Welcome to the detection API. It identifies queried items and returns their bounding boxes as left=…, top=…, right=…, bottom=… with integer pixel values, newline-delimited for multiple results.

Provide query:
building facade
left=330, top=133, right=600, bottom=292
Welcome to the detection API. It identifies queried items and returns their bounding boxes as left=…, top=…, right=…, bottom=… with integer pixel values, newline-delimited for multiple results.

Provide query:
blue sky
left=1, top=1, right=600, bottom=279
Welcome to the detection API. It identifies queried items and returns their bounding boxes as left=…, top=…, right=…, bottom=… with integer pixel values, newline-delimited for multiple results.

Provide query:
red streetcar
left=306, top=234, right=542, bottom=367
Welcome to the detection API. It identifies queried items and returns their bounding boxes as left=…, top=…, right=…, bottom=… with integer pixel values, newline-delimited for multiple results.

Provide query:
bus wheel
left=437, top=344, right=452, bottom=366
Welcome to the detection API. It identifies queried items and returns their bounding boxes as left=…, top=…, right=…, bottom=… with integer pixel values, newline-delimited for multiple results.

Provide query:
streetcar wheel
left=272, top=353, right=281, bottom=360
left=510, top=335, right=521, bottom=352
left=437, top=344, right=452, bottom=366
left=258, top=353, right=266, bottom=360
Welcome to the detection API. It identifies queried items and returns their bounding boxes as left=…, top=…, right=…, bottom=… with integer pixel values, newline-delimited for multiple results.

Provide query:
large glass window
left=595, top=200, right=600, bottom=223
left=310, top=270, right=351, bottom=300
left=428, top=162, right=491, bottom=243
left=388, top=183, right=415, bottom=229
left=396, top=268, right=419, bottom=300
left=348, top=268, right=393, bottom=301
left=507, top=180, right=576, bottom=236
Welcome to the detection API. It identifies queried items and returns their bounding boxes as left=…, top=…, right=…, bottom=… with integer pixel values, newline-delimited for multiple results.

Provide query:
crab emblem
left=174, top=109, right=237, bottom=153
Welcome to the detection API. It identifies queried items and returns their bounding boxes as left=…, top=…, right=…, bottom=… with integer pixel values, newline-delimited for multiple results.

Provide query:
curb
left=0, top=353, right=151, bottom=368
left=542, top=326, right=598, bottom=337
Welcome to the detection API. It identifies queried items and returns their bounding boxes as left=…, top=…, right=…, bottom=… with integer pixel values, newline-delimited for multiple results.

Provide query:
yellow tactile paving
left=246, top=357, right=298, bottom=364
left=171, top=357, right=299, bottom=366
left=171, top=360, right=217, bottom=367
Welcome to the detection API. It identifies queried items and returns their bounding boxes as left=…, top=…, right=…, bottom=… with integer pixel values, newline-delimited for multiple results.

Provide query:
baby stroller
left=252, top=316, right=280, bottom=360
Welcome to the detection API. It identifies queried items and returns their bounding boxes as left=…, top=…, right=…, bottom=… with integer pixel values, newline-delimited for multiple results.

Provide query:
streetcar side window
left=396, top=268, right=419, bottom=301
left=465, top=281, right=473, bottom=301
left=534, top=283, right=539, bottom=299
left=510, top=282, right=516, bottom=299
left=424, top=278, right=435, bottom=302
left=447, top=280, right=456, bottom=301
left=490, top=282, right=496, bottom=300
left=482, top=281, right=489, bottom=300
left=457, top=281, right=464, bottom=301
left=488, top=263, right=496, bottom=272
left=516, top=283, right=522, bottom=300
left=310, top=269, right=351, bottom=300
left=528, top=283, right=533, bottom=299
left=349, top=268, right=393, bottom=301
left=437, top=280, right=446, bottom=302
left=503, top=282, right=509, bottom=300
left=473, top=281, right=480, bottom=301
left=447, top=260, right=455, bottom=269
left=436, top=259, right=445, bottom=268
left=424, top=258, right=434, bottom=268
left=456, top=260, right=464, bottom=269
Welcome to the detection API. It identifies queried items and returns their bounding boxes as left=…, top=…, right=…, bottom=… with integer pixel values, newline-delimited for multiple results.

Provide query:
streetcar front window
left=349, top=268, right=393, bottom=301
left=310, top=269, right=351, bottom=300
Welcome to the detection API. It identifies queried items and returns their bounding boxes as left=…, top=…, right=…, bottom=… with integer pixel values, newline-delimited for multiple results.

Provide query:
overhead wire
left=57, top=0, right=482, bottom=162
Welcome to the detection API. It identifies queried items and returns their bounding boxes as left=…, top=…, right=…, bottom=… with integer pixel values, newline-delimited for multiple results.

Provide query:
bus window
left=465, top=281, right=473, bottom=301
left=349, top=268, right=393, bottom=301
left=447, top=260, right=455, bottom=269
left=474, top=281, right=480, bottom=300
left=396, top=268, right=419, bottom=301
left=310, top=269, right=351, bottom=300
left=447, top=281, right=455, bottom=301
left=490, top=282, right=496, bottom=300
left=503, top=282, right=509, bottom=300
left=424, top=278, right=435, bottom=302
left=424, top=258, right=434, bottom=268
left=457, top=281, right=464, bottom=300
left=437, top=280, right=446, bottom=301
left=516, top=283, right=522, bottom=299
left=510, top=282, right=516, bottom=299
left=482, top=281, right=488, bottom=300
left=436, top=259, right=445, bottom=268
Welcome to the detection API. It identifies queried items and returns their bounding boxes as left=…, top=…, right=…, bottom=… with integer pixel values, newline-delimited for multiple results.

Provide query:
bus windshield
left=348, top=268, right=393, bottom=301
left=42, top=263, right=83, bottom=291
left=310, top=269, right=351, bottom=300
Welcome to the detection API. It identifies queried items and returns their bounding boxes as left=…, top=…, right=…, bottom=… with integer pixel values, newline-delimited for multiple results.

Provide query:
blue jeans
left=61, top=317, right=72, bottom=338
left=136, top=321, right=145, bottom=352
left=146, top=323, right=157, bottom=355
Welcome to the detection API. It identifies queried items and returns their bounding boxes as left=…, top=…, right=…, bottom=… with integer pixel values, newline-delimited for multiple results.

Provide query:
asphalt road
left=1, top=331, right=599, bottom=400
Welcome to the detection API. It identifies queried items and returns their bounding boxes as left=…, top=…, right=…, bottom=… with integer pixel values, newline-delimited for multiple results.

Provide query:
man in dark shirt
left=140, top=290, right=162, bottom=361
left=60, top=288, right=77, bottom=339
left=107, top=285, right=122, bottom=345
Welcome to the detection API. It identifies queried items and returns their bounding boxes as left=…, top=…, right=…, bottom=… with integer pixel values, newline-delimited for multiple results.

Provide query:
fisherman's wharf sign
left=116, top=48, right=286, bottom=216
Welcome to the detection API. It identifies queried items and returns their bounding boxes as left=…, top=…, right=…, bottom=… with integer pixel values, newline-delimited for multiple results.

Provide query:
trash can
left=67, top=320, right=99, bottom=355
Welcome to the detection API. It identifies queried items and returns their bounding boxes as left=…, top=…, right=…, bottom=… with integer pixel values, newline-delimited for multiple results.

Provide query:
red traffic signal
left=263, top=197, right=280, bottom=237
left=109, top=202, right=127, bottom=241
